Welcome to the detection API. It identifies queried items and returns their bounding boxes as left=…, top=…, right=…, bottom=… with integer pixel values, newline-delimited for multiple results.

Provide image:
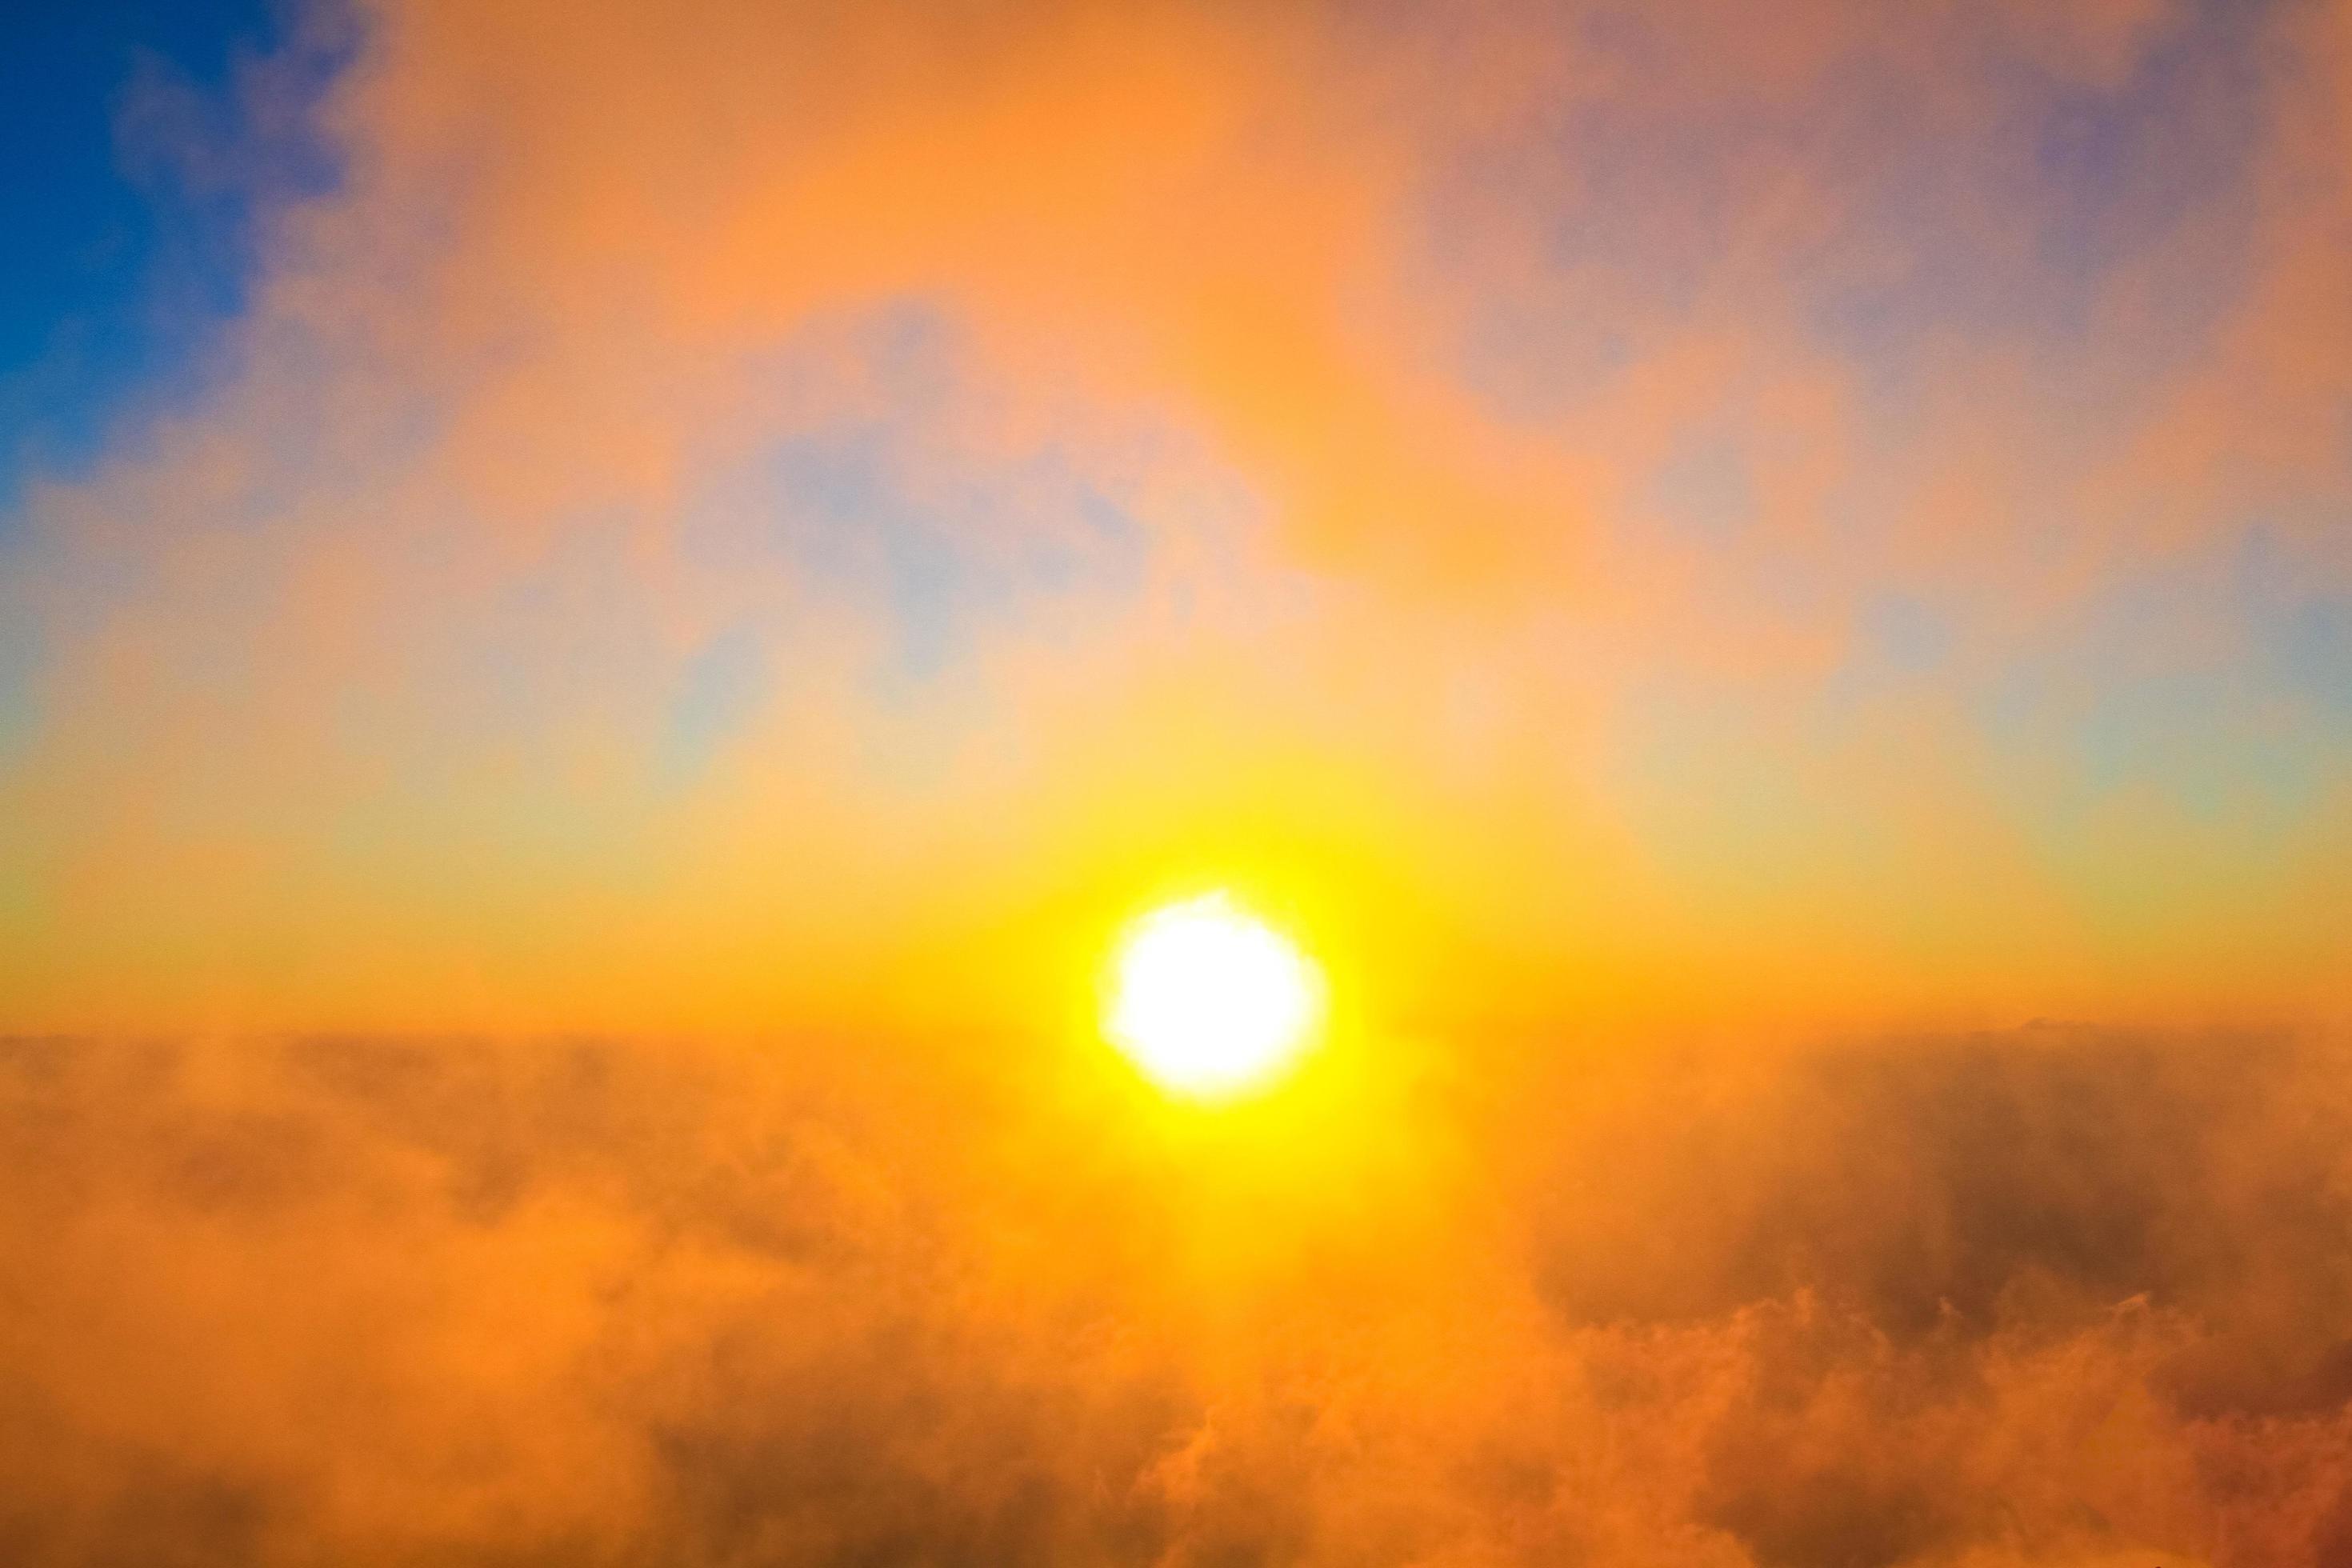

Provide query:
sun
left=1105, top=891, right=1322, bottom=1099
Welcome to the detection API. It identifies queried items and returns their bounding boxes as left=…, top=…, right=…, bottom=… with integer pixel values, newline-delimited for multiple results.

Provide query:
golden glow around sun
left=1106, top=892, right=1322, bottom=1098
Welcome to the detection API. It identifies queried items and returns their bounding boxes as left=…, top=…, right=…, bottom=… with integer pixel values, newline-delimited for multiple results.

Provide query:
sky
left=3, top=2, right=2352, bottom=1564
left=3, top=0, right=2350, bottom=1038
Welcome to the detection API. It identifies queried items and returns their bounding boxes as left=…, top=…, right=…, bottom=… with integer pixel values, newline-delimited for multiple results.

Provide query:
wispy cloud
left=1, top=0, right=2347, bottom=1023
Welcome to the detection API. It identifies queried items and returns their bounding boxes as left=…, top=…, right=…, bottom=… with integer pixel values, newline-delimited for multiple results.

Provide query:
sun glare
left=1106, top=892, right=1322, bottom=1099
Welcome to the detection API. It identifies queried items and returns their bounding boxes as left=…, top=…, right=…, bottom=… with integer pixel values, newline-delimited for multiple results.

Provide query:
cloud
left=2, top=0, right=2350, bottom=1024
left=2, top=1025, right=2348, bottom=1565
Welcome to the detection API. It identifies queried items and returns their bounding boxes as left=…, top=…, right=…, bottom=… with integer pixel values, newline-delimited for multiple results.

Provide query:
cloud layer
left=3, top=1026, right=2349, bottom=1566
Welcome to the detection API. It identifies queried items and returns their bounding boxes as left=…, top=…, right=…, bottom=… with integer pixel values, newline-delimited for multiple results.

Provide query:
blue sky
left=0, top=0, right=338, bottom=515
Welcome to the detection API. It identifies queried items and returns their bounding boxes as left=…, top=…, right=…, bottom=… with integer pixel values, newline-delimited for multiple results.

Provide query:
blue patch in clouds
left=0, top=0, right=351, bottom=522
left=661, top=622, right=772, bottom=782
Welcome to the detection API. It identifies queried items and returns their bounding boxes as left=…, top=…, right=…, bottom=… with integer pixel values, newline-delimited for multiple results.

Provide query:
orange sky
left=5, top=0, right=2352, bottom=1036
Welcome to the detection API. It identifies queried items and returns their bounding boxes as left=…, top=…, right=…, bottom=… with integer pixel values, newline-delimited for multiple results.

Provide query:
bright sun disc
left=1106, top=892, right=1322, bottom=1098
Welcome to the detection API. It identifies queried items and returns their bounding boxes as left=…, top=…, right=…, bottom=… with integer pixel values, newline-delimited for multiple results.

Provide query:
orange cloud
left=4, top=1027, right=2349, bottom=1564
left=2, top=0, right=2349, bottom=1034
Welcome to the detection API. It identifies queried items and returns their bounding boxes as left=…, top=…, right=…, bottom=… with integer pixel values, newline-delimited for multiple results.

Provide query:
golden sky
left=5, top=0, right=2350, bottom=1034
left=3, top=2, right=2352, bottom=1563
